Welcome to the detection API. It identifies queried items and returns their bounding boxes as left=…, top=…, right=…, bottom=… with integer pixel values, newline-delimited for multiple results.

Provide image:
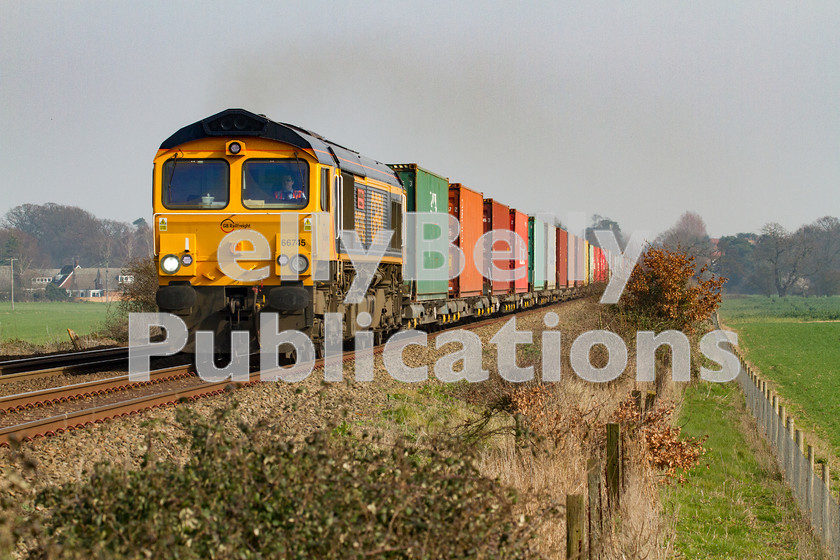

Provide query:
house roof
left=22, top=269, right=61, bottom=280
left=65, top=268, right=123, bottom=291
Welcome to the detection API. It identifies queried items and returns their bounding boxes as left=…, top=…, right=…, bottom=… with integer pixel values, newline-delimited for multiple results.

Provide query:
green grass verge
left=0, top=301, right=112, bottom=345
left=734, top=322, right=840, bottom=450
left=719, top=295, right=840, bottom=459
left=662, top=382, right=822, bottom=559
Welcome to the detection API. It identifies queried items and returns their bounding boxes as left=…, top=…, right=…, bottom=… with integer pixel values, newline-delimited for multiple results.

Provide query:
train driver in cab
left=273, top=175, right=306, bottom=202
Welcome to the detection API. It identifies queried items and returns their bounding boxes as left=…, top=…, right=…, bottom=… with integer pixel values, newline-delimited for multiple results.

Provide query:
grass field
left=663, top=382, right=825, bottom=558
left=720, top=295, right=840, bottom=321
left=719, top=295, right=840, bottom=462
left=0, top=301, right=112, bottom=345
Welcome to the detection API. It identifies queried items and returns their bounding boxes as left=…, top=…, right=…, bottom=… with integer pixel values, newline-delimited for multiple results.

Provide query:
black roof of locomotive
left=159, top=108, right=402, bottom=188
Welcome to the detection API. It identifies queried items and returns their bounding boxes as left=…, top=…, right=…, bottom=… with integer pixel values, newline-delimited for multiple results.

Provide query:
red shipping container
left=556, top=227, right=568, bottom=288
left=599, top=248, right=604, bottom=283
left=449, top=184, right=484, bottom=298
left=595, top=246, right=602, bottom=282
left=509, top=209, right=529, bottom=293
left=483, top=198, right=511, bottom=295
left=599, top=247, right=608, bottom=282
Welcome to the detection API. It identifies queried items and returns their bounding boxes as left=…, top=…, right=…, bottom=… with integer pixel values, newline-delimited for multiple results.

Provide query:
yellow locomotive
left=153, top=109, right=405, bottom=353
left=154, top=109, right=605, bottom=358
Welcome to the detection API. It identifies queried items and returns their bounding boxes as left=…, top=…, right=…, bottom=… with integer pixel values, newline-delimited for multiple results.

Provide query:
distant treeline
left=715, top=217, right=840, bottom=296
left=653, top=212, right=840, bottom=296
left=589, top=211, right=840, bottom=297
left=1, top=203, right=838, bottom=297
left=0, top=203, right=152, bottom=273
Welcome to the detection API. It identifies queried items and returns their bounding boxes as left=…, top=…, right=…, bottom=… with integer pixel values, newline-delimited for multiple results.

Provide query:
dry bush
left=620, top=246, right=726, bottom=333
left=116, top=256, right=158, bottom=314
left=101, top=256, right=157, bottom=341
left=471, top=376, right=678, bottom=559
left=451, top=294, right=708, bottom=558
left=610, top=395, right=707, bottom=484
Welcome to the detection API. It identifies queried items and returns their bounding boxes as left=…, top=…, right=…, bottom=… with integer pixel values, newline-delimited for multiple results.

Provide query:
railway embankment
left=0, top=295, right=686, bottom=558
left=3, top=291, right=817, bottom=558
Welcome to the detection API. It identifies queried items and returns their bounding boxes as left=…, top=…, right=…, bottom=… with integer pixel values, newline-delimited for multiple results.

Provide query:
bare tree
left=801, top=216, right=840, bottom=294
left=132, top=218, right=153, bottom=258
left=0, top=227, right=44, bottom=275
left=655, top=211, right=714, bottom=263
left=753, top=223, right=816, bottom=296
left=2, top=203, right=152, bottom=269
left=99, top=220, right=132, bottom=268
left=4, top=203, right=103, bottom=267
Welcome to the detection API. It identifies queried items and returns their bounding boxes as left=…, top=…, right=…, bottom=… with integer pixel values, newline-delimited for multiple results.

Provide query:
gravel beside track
left=0, top=299, right=593, bottom=490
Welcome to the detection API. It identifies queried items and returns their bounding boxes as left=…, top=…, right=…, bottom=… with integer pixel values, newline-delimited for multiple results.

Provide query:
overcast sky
left=2, top=1, right=838, bottom=238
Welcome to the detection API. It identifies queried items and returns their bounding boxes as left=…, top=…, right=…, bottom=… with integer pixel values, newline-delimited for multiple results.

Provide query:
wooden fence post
left=777, top=405, right=786, bottom=461
left=785, top=418, right=795, bottom=485
left=606, top=423, right=621, bottom=508
left=567, top=494, right=585, bottom=559
left=587, top=458, right=601, bottom=559
left=794, top=429, right=803, bottom=504
left=807, top=445, right=815, bottom=516
left=66, top=328, right=81, bottom=351
left=822, top=463, right=831, bottom=551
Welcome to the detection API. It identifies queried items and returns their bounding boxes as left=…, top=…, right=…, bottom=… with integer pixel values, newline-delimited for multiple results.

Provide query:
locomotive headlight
left=276, top=254, right=289, bottom=266
left=226, top=140, right=245, bottom=156
left=161, top=254, right=181, bottom=274
left=290, top=254, right=309, bottom=274
left=181, top=254, right=193, bottom=267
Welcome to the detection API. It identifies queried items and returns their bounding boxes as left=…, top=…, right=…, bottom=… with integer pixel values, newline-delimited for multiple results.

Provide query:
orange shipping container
left=449, top=184, right=484, bottom=298
left=556, top=227, right=568, bottom=288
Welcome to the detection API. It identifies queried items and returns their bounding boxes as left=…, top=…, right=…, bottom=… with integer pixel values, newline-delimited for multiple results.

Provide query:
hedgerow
left=22, top=404, right=538, bottom=559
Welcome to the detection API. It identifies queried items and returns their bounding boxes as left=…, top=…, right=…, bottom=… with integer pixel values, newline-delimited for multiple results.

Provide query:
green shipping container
left=389, top=163, right=450, bottom=301
left=528, top=216, right=546, bottom=291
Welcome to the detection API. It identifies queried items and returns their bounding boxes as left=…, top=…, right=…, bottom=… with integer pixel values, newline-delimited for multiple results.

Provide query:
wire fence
left=737, top=350, right=839, bottom=558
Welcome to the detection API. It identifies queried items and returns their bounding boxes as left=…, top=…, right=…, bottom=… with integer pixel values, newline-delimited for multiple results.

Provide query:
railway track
left=0, top=347, right=129, bottom=384
left=0, top=295, right=585, bottom=447
left=0, top=364, right=195, bottom=415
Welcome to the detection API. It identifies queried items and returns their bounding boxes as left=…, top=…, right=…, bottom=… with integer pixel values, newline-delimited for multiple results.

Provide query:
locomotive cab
left=153, top=109, right=405, bottom=355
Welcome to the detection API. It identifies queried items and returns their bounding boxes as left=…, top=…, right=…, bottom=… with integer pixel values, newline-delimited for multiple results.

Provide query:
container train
left=152, top=109, right=611, bottom=354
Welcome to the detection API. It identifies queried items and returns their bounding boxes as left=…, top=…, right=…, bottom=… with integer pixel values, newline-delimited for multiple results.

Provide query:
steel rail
left=0, top=375, right=248, bottom=446
left=0, top=295, right=586, bottom=447
left=0, top=345, right=189, bottom=386
left=0, top=364, right=194, bottom=414
left=0, top=347, right=128, bottom=377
